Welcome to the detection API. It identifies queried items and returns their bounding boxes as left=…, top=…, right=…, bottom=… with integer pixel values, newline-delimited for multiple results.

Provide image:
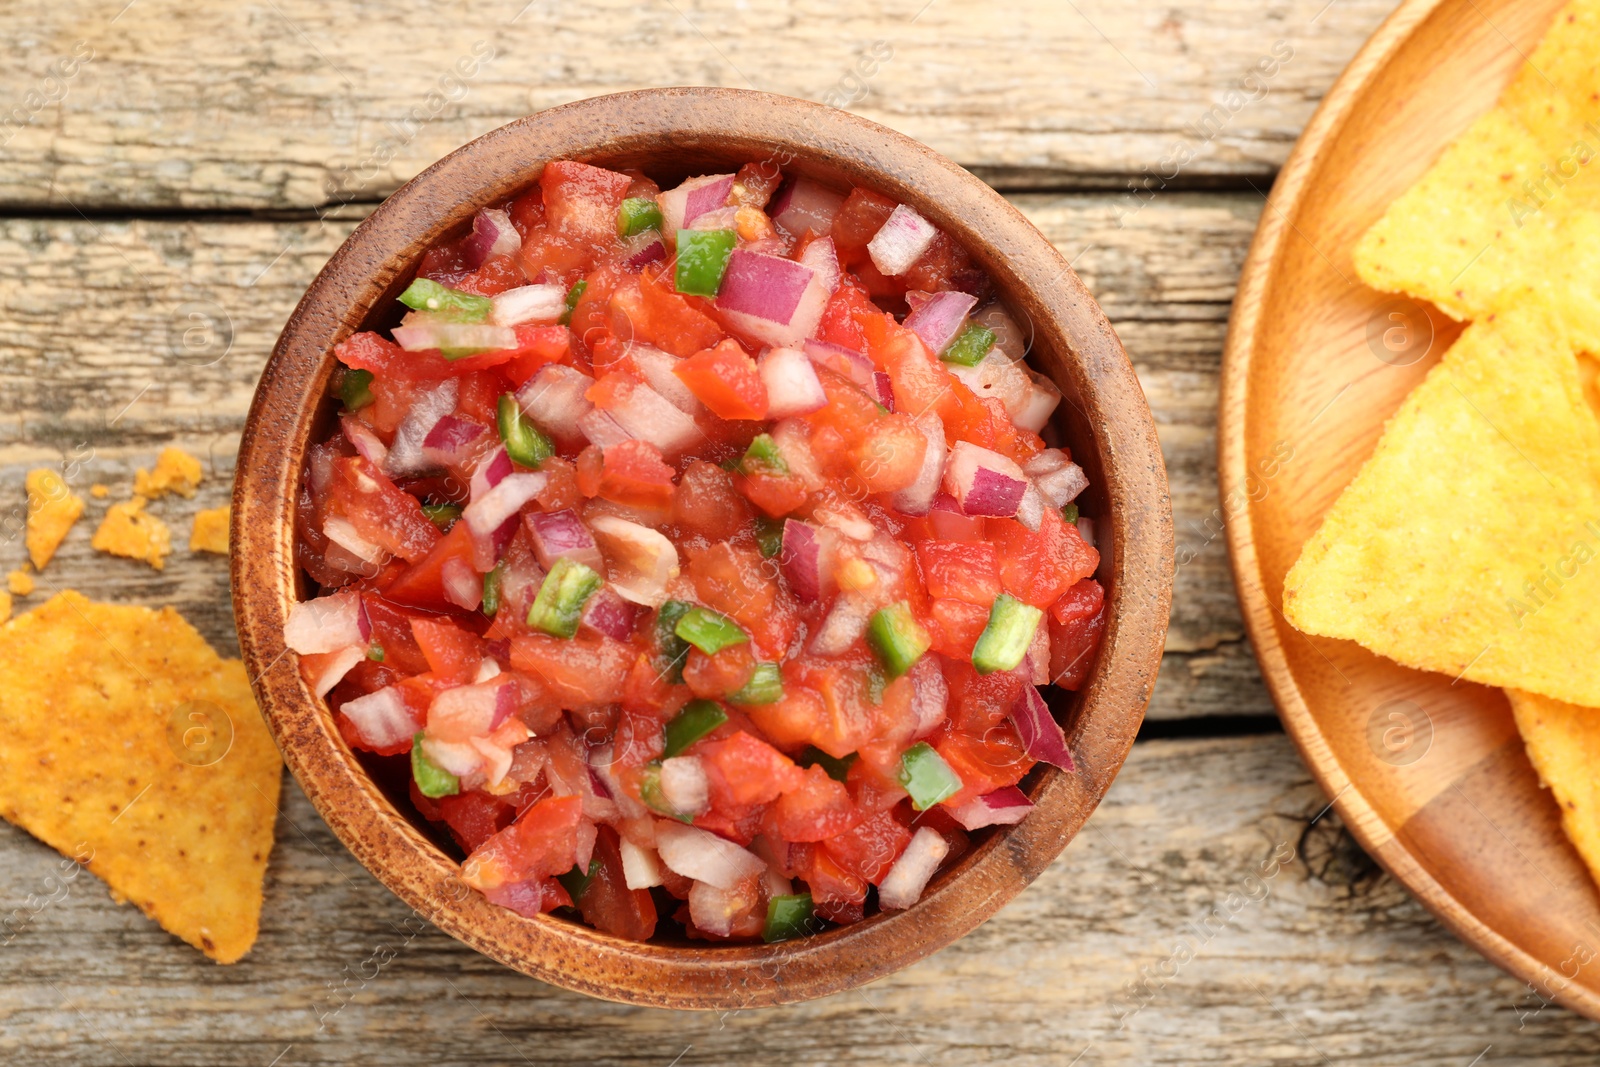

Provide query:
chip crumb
left=90, top=484, right=109, bottom=499
left=133, top=448, right=203, bottom=500
left=189, top=506, right=230, bottom=555
left=91, top=497, right=172, bottom=571
left=7, top=568, right=33, bottom=597
left=0, top=591, right=281, bottom=962
left=24, top=469, right=84, bottom=571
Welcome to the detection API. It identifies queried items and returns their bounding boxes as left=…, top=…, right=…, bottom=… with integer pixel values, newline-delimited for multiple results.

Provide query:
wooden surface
left=0, top=0, right=1597, bottom=1059
left=1221, top=0, right=1600, bottom=1022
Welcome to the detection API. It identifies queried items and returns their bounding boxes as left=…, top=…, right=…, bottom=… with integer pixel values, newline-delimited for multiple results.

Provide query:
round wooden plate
left=1221, top=0, right=1600, bottom=1020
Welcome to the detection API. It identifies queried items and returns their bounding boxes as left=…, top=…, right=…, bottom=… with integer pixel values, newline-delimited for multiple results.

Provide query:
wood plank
left=0, top=192, right=1259, bottom=716
left=1, top=735, right=1594, bottom=1064
left=0, top=0, right=1399, bottom=209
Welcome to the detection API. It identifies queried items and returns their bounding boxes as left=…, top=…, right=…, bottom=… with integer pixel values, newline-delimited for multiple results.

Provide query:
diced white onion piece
left=689, top=206, right=738, bottom=231
left=470, top=735, right=516, bottom=789
left=769, top=418, right=827, bottom=491
left=889, top=411, right=947, bottom=516
left=758, top=346, right=828, bottom=417
left=427, top=681, right=503, bottom=742
left=943, top=441, right=1029, bottom=518
left=1014, top=485, right=1046, bottom=532
left=867, top=204, right=937, bottom=277
left=620, top=840, right=664, bottom=890
left=1012, top=371, right=1062, bottom=433
left=463, top=472, right=547, bottom=539
left=877, top=826, right=950, bottom=910
left=798, top=235, right=840, bottom=294
left=525, top=509, right=605, bottom=574
left=909, top=656, right=949, bottom=739
left=340, top=413, right=389, bottom=470
left=339, top=686, right=415, bottom=751
left=975, top=303, right=1029, bottom=362
left=627, top=343, right=701, bottom=413
left=809, top=592, right=873, bottom=655
left=903, top=290, right=978, bottom=355
left=589, top=514, right=681, bottom=607
left=1024, top=449, right=1089, bottom=507
left=715, top=249, right=829, bottom=348
left=421, top=735, right=483, bottom=778
left=659, top=173, right=735, bottom=242
left=769, top=177, right=845, bottom=238
left=949, top=786, right=1034, bottom=831
left=659, top=756, right=710, bottom=817
left=947, top=349, right=1032, bottom=415
left=284, top=591, right=368, bottom=654
left=473, top=658, right=503, bottom=683
left=605, top=379, right=703, bottom=458
left=323, top=515, right=390, bottom=565
left=516, top=364, right=594, bottom=444
left=577, top=408, right=634, bottom=450
left=441, top=556, right=482, bottom=611
left=490, top=283, right=567, bottom=326
left=813, top=499, right=876, bottom=542
left=654, top=822, right=766, bottom=891
left=307, top=645, right=365, bottom=699
left=688, top=880, right=745, bottom=938
left=386, top=378, right=458, bottom=476
left=1077, top=516, right=1096, bottom=547
left=1027, top=619, right=1052, bottom=685
left=392, top=322, right=517, bottom=353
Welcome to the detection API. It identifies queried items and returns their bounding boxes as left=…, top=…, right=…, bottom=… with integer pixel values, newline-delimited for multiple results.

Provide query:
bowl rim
left=233, top=86, right=1173, bottom=1009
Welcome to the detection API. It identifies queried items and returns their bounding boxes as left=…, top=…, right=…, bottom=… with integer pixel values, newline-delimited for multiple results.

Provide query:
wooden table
left=2, top=1, right=1598, bottom=1062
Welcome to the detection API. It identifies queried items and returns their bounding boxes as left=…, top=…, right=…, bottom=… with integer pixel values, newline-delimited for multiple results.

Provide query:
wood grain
left=0, top=192, right=1261, bottom=716
left=0, top=0, right=1399, bottom=209
left=1, top=735, right=1594, bottom=1064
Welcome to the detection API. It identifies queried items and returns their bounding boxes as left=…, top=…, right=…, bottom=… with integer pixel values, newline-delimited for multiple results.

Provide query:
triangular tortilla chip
left=0, top=591, right=282, bottom=962
left=1283, top=303, right=1600, bottom=707
left=1508, top=688, right=1600, bottom=889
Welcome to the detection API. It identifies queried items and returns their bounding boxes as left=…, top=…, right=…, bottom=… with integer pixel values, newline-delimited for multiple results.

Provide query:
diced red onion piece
left=872, top=371, right=896, bottom=412
left=322, top=515, right=389, bottom=565
left=944, top=441, right=1029, bottom=518
left=889, top=412, right=947, bottom=517
left=623, top=235, right=667, bottom=271
left=949, top=786, right=1034, bottom=831
left=587, top=764, right=614, bottom=801
left=489, top=283, right=566, bottom=326
left=628, top=343, right=700, bottom=413
left=1012, top=371, right=1062, bottom=433
left=481, top=877, right=558, bottom=917
left=469, top=447, right=513, bottom=503
left=386, top=378, right=458, bottom=476
left=927, top=492, right=986, bottom=541
left=462, top=472, right=547, bottom=571
left=441, top=556, right=482, bottom=611
left=803, top=339, right=875, bottom=389
left=339, top=686, right=419, bottom=751
left=463, top=207, right=521, bottom=268
left=909, top=656, right=949, bottom=739
left=903, top=290, right=978, bottom=355
left=516, top=364, right=594, bottom=445
left=814, top=499, right=875, bottom=542
left=525, top=509, right=604, bottom=573
left=619, top=839, right=664, bottom=890
left=654, top=822, right=766, bottom=891
left=877, top=826, right=950, bottom=910
left=867, top=203, right=937, bottom=277
left=340, top=413, right=389, bottom=469
left=689, top=206, right=738, bottom=231
left=577, top=408, right=634, bottom=450
left=715, top=249, right=828, bottom=348
left=588, top=514, right=680, bottom=607
left=659, top=756, right=710, bottom=817
left=769, top=177, right=845, bottom=238
left=604, top=379, right=702, bottom=458
left=490, top=681, right=518, bottom=730
left=759, top=346, right=828, bottom=417
left=779, top=519, right=823, bottom=602
left=421, top=414, right=487, bottom=469
left=308, top=644, right=366, bottom=699
left=581, top=586, right=638, bottom=640
left=392, top=321, right=517, bottom=353
left=809, top=593, right=872, bottom=655
left=1011, top=685, right=1075, bottom=771
left=284, top=591, right=366, bottom=654
left=1024, top=449, right=1089, bottom=507
left=798, top=235, right=840, bottom=294
left=659, top=173, right=735, bottom=240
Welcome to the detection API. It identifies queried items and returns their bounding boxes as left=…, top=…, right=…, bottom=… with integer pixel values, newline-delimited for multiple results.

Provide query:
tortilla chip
left=0, top=591, right=282, bottom=962
left=0, top=591, right=12, bottom=624
left=92, top=497, right=172, bottom=571
left=1507, top=688, right=1600, bottom=889
left=24, top=468, right=84, bottom=571
left=1283, top=303, right=1600, bottom=706
left=189, top=505, right=230, bottom=555
left=134, top=447, right=203, bottom=500
left=7, top=568, right=33, bottom=596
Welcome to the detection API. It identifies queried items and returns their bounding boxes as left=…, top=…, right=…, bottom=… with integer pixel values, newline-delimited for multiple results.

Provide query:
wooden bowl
left=1222, top=0, right=1600, bottom=1021
left=233, top=88, right=1172, bottom=1008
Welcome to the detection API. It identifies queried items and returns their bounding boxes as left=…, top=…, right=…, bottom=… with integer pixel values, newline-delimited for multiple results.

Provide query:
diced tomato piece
left=990, top=509, right=1100, bottom=609
left=916, top=541, right=1001, bottom=606
left=410, top=616, right=487, bottom=685
left=846, top=753, right=909, bottom=813
left=509, top=633, right=630, bottom=707
left=672, top=460, right=754, bottom=539
left=361, top=596, right=433, bottom=674
left=461, top=794, right=584, bottom=890
left=639, top=264, right=726, bottom=357
left=535, top=457, right=582, bottom=512
left=935, top=726, right=1032, bottom=810
left=621, top=654, right=678, bottom=717
left=568, top=266, right=623, bottom=351
left=782, top=659, right=875, bottom=759
left=815, top=275, right=878, bottom=353
left=850, top=413, right=927, bottom=494
left=746, top=684, right=825, bottom=755
left=773, top=764, right=861, bottom=842
left=483, top=877, right=572, bottom=918
left=683, top=643, right=757, bottom=700
left=823, top=807, right=910, bottom=884
left=454, top=254, right=526, bottom=296
left=807, top=368, right=881, bottom=445
left=597, top=438, right=677, bottom=511
left=674, top=339, right=768, bottom=421
left=731, top=469, right=808, bottom=518
left=328, top=455, right=442, bottom=564
left=507, top=186, right=545, bottom=237
left=942, top=658, right=1028, bottom=736
left=437, top=790, right=515, bottom=854
left=831, top=187, right=898, bottom=257
left=1049, top=578, right=1106, bottom=691
left=573, top=826, right=657, bottom=941
left=613, top=704, right=667, bottom=768
left=540, top=160, right=633, bottom=242
left=902, top=230, right=981, bottom=298
left=575, top=445, right=604, bottom=498
left=382, top=522, right=475, bottom=612
left=504, top=325, right=574, bottom=385
left=800, top=843, right=867, bottom=924
left=927, top=597, right=989, bottom=660
left=515, top=226, right=590, bottom=288
left=454, top=371, right=502, bottom=427
left=881, top=327, right=951, bottom=417
left=700, top=731, right=804, bottom=808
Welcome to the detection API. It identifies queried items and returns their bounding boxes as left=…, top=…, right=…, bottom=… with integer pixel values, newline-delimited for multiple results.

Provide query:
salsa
left=284, top=158, right=1106, bottom=942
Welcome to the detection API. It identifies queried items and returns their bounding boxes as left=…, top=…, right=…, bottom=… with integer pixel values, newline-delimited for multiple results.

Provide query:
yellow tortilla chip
left=24, top=468, right=84, bottom=571
left=1508, top=688, right=1600, bottom=890
left=1283, top=303, right=1600, bottom=706
left=92, top=497, right=172, bottom=571
left=0, top=591, right=12, bottom=624
left=0, top=591, right=282, bottom=962
left=90, top=484, right=109, bottom=499
left=134, top=447, right=203, bottom=500
left=7, top=568, right=33, bottom=597
left=189, top=505, right=230, bottom=555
